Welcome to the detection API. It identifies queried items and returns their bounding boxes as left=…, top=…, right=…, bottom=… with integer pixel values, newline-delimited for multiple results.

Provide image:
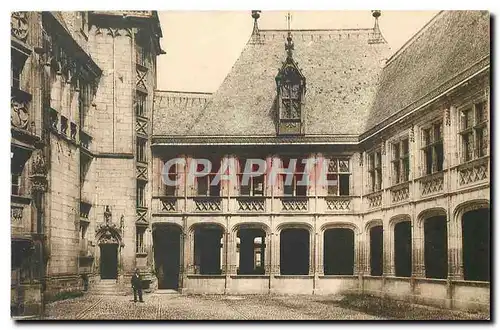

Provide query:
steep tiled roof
left=363, top=11, right=490, bottom=136
left=154, top=11, right=490, bottom=142
left=153, top=91, right=213, bottom=136
left=154, top=28, right=391, bottom=137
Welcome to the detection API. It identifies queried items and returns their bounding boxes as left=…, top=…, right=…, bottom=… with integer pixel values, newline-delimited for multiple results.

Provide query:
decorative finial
left=371, top=10, right=381, bottom=31
left=252, top=10, right=261, bottom=20
left=251, top=10, right=262, bottom=44
left=368, top=10, right=385, bottom=44
left=285, top=12, right=294, bottom=58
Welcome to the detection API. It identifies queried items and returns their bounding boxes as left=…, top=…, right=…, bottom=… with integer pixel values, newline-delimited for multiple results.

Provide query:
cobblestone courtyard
left=42, top=292, right=488, bottom=320
left=44, top=292, right=383, bottom=320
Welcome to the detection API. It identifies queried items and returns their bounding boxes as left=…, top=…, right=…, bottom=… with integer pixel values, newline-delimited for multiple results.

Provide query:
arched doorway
left=369, top=225, right=383, bottom=276
left=394, top=221, right=412, bottom=277
left=95, top=207, right=123, bottom=281
left=193, top=224, right=224, bottom=275
left=100, top=244, right=118, bottom=279
left=323, top=228, right=354, bottom=275
left=462, top=208, right=490, bottom=281
left=153, top=224, right=182, bottom=290
left=280, top=228, right=310, bottom=275
left=236, top=227, right=266, bottom=275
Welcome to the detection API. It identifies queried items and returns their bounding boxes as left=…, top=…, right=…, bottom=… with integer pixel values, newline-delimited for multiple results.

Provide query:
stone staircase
left=88, top=279, right=127, bottom=296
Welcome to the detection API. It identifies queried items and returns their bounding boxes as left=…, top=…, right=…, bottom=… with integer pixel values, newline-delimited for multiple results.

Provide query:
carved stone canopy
left=96, top=205, right=123, bottom=246
left=96, top=221, right=123, bottom=246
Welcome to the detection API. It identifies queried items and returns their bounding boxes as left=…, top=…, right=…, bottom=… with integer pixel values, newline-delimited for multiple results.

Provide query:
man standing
left=131, top=268, right=144, bottom=303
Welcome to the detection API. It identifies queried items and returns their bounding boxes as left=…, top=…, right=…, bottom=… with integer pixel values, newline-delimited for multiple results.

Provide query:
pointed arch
left=95, top=223, right=123, bottom=246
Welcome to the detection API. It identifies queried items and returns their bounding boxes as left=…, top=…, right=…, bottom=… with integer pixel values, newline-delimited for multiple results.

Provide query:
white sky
left=157, top=10, right=439, bottom=92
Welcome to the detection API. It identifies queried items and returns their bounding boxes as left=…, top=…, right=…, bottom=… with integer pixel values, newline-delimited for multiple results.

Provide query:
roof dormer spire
left=285, top=12, right=294, bottom=58
left=250, top=10, right=262, bottom=44
left=372, top=10, right=381, bottom=32
left=369, top=10, right=386, bottom=44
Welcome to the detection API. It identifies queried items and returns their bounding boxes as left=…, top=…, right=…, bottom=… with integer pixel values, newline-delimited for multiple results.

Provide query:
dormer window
left=275, top=32, right=306, bottom=135
left=279, top=66, right=302, bottom=120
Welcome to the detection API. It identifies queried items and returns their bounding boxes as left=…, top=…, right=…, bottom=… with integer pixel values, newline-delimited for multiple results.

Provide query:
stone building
left=151, top=10, right=490, bottom=312
left=10, top=11, right=163, bottom=317
left=11, top=10, right=490, bottom=317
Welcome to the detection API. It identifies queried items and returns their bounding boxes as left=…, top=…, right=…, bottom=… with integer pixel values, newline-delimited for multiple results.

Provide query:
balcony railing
left=325, top=196, right=351, bottom=211
left=390, top=182, right=410, bottom=204
left=366, top=191, right=382, bottom=209
left=418, top=172, right=444, bottom=197
left=151, top=196, right=364, bottom=215
left=158, top=196, right=178, bottom=212
left=236, top=197, right=266, bottom=212
left=193, top=197, right=222, bottom=212
left=457, top=156, right=489, bottom=186
left=281, top=196, right=308, bottom=212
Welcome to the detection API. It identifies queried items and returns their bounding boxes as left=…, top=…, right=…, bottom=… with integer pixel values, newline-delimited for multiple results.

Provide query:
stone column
left=228, top=229, right=237, bottom=275
left=180, top=229, right=191, bottom=292
left=264, top=233, right=271, bottom=276
left=356, top=228, right=365, bottom=293
left=309, top=225, right=315, bottom=276
left=448, top=211, right=463, bottom=280
left=187, top=230, right=195, bottom=274
left=412, top=218, right=425, bottom=278
left=354, top=229, right=361, bottom=275
left=220, top=232, right=226, bottom=275
left=363, top=228, right=370, bottom=275
left=260, top=235, right=265, bottom=271
left=383, top=215, right=394, bottom=276
left=313, top=222, right=321, bottom=295
left=317, top=229, right=324, bottom=276
left=269, top=231, right=279, bottom=293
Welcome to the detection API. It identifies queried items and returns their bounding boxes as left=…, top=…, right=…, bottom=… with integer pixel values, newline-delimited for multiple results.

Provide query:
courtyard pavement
left=43, top=292, right=384, bottom=320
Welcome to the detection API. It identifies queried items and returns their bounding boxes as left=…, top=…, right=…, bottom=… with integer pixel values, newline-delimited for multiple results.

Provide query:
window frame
left=196, top=159, right=221, bottom=197
left=367, top=149, right=383, bottom=193
left=164, top=160, right=177, bottom=197
left=458, top=100, right=489, bottom=163
left=326, top=158, right=351, bottom=196
left=238, top=159, right=265, bottom=197
left=135, top=91, right=147, bottom=118
left=421, top=120, right=444, bottom=176
left=136, top=181, right=146, bottom=208
left=136, top=138, right=147, bottom=163
left=281, top=158, right=308, bottom=197
left=136, top=36, right=149, bottom=68
left=391, top=137, right=410, bottom=185
left=135, top=227, right=146, bottom=254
